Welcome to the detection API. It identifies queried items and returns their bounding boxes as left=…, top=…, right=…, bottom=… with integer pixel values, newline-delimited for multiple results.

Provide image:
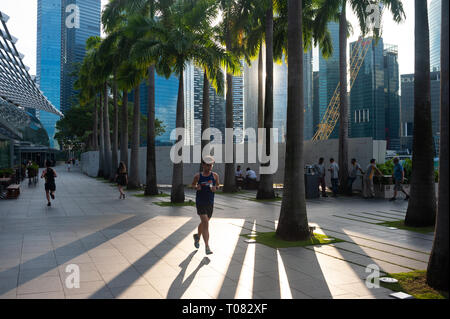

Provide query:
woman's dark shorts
left=196, top=204, right=213, bottom=219
left=45, top=183, right=56, bottom=192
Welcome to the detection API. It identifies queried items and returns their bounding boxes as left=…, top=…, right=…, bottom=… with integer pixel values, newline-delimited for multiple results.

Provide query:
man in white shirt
left=245, top=167, right=258, bottom=190
left=328, top=158, right=339, bottom=197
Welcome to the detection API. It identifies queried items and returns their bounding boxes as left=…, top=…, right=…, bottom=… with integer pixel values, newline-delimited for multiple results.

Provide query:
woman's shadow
left=166, top=250, right=210, bottom=298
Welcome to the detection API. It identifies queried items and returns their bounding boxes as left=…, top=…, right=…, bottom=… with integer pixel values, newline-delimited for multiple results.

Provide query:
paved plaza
left=0, top=165, right=434, bottom=299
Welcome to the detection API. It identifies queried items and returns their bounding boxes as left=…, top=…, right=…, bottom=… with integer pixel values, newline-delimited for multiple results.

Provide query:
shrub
left=0, top=168, right=14, bottom=178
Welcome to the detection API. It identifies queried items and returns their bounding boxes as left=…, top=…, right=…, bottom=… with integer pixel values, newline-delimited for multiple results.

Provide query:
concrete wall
left=81, top=137, right=386, bottom=188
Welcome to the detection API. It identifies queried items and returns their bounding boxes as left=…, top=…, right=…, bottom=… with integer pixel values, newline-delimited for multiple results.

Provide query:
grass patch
left=380, top=270, right=448, bottom=299
left=377, top=220, right=435, bottom=234
left=247, top=196, right=282, bottom=202
left=153, top=200, right=196, bottom=207
left=133, top=192, right=170, bottom=198
left=241, top=231, right=344, bottom=249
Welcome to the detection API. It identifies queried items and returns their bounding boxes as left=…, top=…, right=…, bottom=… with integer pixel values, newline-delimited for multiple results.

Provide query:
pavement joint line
left=332, top=215, right=379, bottom=225
left=390, top=209, right=407, bottom=214
left=327, top=244, right=419, bottom=271
left=375, top=211, right=406, bottom=218
left=306, top=226, right=431, bottom=255
left=347, top=213, right=394, bottom=223
left=360, top=212, right=404, bottom=220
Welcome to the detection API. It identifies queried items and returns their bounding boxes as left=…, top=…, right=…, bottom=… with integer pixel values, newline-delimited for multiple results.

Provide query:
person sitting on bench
left=245, top=168, right=258, bottom=189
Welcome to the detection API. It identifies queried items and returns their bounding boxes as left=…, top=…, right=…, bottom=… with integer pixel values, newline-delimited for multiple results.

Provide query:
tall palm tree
left=405, top=0, right=436, bottom=227
left=276, top=0, right=309, bottom=240
left=130, top=0, right=237, bottom=202
left=427, top=0, right=448, bottom=292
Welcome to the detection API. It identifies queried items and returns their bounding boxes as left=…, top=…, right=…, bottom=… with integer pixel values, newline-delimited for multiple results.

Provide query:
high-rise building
left=384, top=44, right=400, bottom=151
left=60, top=0, right=101, bottom=113
left=349, top=37, right=386, bottom=141
left=233, top=62, right=245, bottom=143
left=429, top=0, right=441, bottom=72
left=36, top=0, right=62, bottom=148
left=243, top=47, right=313, bottom=142
left=37, top=0, right=100, bottom=148
left=193, top=68, right=226, bottom=145
left=312, top=71, right=320, bottom=136
left=400, top=72, right=441, bottom=155
left=318, top=21, right=340, bottom=139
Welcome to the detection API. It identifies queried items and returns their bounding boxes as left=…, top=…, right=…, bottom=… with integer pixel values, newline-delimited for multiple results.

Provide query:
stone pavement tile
left=337, top=281, right=385, bottom=297
left=17, top=291, right=65, bottom=299
left=20, top=256, right=57, bottom=270
left=101, top=268, right=149, bottom=288
left=62, top=280, right=108, bottom=296
left=18, top=267, right=60, bottom=284
left=90, top=255, right=130, bottom=265
left=0, top=276, right=18, bottom=294
left=0, top=266, right=20, bottom=280
left=0, top=288, right=17, bottom=299
left=65, top=290, right=115, bottom=299
left=110, top=284, right=163, bottom=299
left=166, top=286, right=213, bottom=299
left=17, top=276, right=63, bottom=295
left=0, top=258, right=21, bottom=269
left=136, top=262, right=180, bottom=279
left=87, top=248, right=123, bottom=258
left=94, top=262, right=132, bottom=275
left=55, top=253, right=93, bottom=265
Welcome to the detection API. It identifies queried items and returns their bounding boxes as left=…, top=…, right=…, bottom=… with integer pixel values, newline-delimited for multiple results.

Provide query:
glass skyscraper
left=318, top=21, right=340, bottom=139
left=384, top=44, right=400, bottom=151
left=349, top=37, right=386, bottom=141
left=60, top=0, right=101, bottom=113
left=36, top=0, right=62, bottom=148
left=429, top=0, right=441, bottom=72
left=36, top=0, right=100, bottom=148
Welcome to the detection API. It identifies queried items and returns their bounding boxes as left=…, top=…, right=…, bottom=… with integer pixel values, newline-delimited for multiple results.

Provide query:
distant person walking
left=115, top=162, right=128, bottom=199
left=66, top=160, right=71, bottom=172
left=41, top=160, right=57, bottom=207
left=328, top=158, right=339, bottom=197
left=313, top=157, right=327, bottom=197
left=390, top=157, right=410, bottom=201
left=348, top=158, right=364, bottom=195
left=191, top=156, right=219, bottom=255
left=363, top=159, right=383, bottom=199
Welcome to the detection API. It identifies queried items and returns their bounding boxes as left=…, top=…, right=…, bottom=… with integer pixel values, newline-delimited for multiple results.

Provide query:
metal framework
left=0, top=11, right=62, bottom=117
left=313, top=37, right=372, bottom=141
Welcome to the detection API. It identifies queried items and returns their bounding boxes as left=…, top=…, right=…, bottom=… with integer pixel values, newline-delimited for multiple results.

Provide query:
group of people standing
left=313, top=157, right=410, bottom=201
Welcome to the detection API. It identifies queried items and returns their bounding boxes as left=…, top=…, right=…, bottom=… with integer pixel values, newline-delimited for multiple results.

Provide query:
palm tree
left=427, top=0, right=449, bottom=292
left=130, top=0, right=237, bottom=202
left=276, top=0, right=309, bottom=240
left=405, top=0, right=436, bottom=227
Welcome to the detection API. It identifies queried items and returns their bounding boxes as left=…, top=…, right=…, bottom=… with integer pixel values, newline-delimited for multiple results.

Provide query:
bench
left=6, top=184, right=20, bottom=199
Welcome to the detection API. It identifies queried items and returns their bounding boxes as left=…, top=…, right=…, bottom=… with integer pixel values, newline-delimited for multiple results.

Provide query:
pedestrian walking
left=363, top=159, right=383, bottom=199
left=191, top=156, right=219, bottom=255
left=328, top=158, right=339, bottom=197
left=66, top=160, right=71, bottom=172
left=389, top=157, right=410, bottom=201
left=41, top=160, right=57, bottom=207
left=115, top=162, right=128, bottom=199
left=313, top=158, right=327, bottom=197
left=348, top=158, right=364, bottom=195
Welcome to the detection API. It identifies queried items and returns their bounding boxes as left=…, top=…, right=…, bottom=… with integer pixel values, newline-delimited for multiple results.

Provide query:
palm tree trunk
left=103, top=82, right=112, bottom=180
left=128, top=85, right=141, bottom=189
left=145, top=66, right=158, bottom=195
left=201, top=70, right=210, bottom=163
left=405, top=0, right=436, bottom=227
left=258, top=41, right=264, bottom=134
left=257, top=2, right=275, bottom=199
left=98, top=93, right=105, bottom=177
left=427, top=0, right=448, bottom=291
left=338, top=1, right=349, bottom=194
left=111, top=79, right=119, bottom=180
left=93, top=96, right=98, bottom=151
left=171, top=72, right=185, bottom=203
left=223, top=32, right=237, bottom=193
left=276, top=0, right=309, bottom=241
left=120, top=90, right=129, bottom=170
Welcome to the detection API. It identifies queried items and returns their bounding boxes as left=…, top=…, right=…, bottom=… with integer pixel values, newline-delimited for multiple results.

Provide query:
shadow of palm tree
left=166, top=251, right=210, bottom=298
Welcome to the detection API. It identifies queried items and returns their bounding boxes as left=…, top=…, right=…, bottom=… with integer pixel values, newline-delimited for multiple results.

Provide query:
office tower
left=400, top=72, right=441, bottom=155
left=60, top=0, right=101, bottom=113
left=193, top=68, right=226, bottom=145
left=233, top=62, right=245, bottom=143
left=243, top=47, right=313, bottom=142
left=350, top=37, right=386, bottom=140
left=384, top=44, right=400, bottom=151
left=37, top=0, right=62, bottom=149
left=318, top=21, right=340, bottom=139
left=37, top=0, right=100, bottom=148
left=429, top=0, right=441, bottom=72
